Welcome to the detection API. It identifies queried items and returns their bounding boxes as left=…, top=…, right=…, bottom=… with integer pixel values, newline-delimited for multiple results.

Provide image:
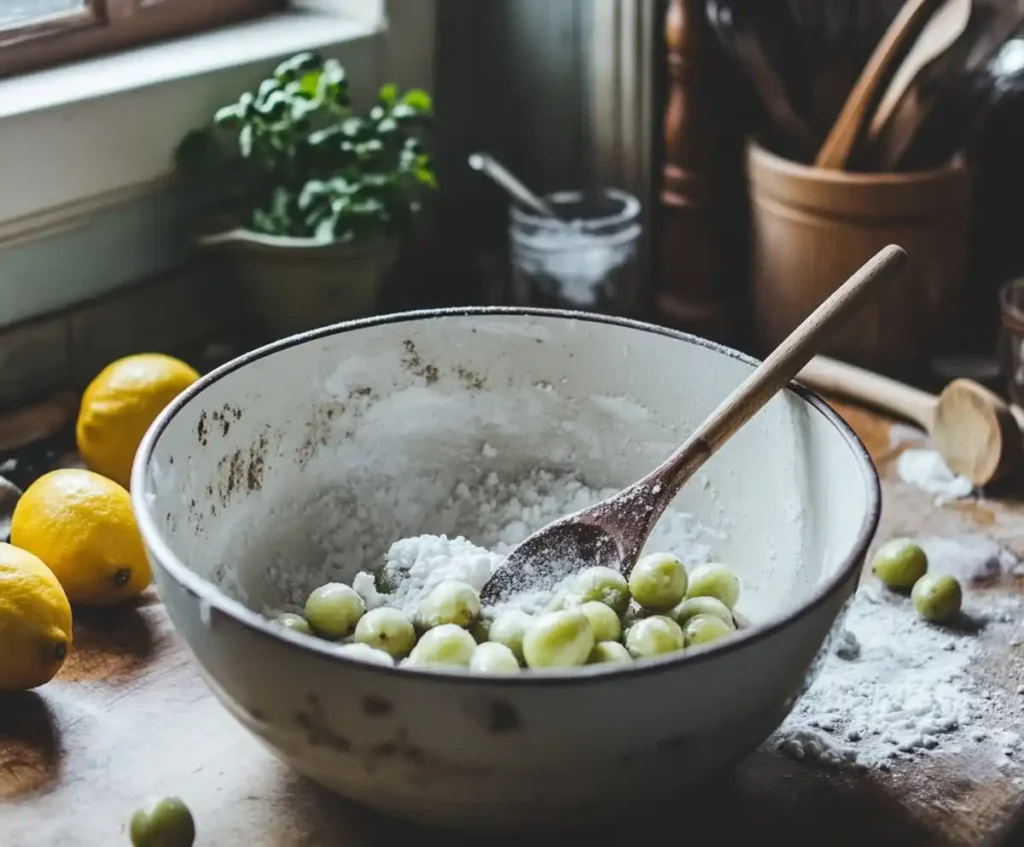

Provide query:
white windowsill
left=0, top=10, right=385, bottom=248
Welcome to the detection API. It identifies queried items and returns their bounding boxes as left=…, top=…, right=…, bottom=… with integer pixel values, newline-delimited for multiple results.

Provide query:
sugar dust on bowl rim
left=130, top=307, right=880, bottom=830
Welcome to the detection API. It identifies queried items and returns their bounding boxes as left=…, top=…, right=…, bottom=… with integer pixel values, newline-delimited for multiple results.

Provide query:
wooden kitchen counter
left=2, top=400, right=1023, bottom=846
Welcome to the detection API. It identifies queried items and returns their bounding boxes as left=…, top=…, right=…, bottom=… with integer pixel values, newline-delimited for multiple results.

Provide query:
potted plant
left=176, top=51, right=436, bottom=336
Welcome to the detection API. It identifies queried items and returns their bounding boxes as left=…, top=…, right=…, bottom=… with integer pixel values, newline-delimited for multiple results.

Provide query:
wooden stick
left=815, top=0, right=938, bottom=170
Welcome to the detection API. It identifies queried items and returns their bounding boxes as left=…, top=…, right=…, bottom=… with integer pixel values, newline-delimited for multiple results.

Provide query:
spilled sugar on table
left=1, top=400, right=1023, bottom=847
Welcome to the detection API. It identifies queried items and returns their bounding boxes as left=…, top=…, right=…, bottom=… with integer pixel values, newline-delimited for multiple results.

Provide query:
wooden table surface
left=2, top=400, right=1024, bottom=847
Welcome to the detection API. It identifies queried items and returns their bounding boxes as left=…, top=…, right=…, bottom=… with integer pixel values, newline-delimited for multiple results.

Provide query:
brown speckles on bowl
left=298, top=403, right=344, bottom=466
left=197, top=405, right=244, bottom=447
left=213, top=427, right=271, bottom=503
left=209, top=404, right=244, bottom=438
left=453, top=366, right=485, bottom=390
left=365, top=735, right=493, bottom=780
left=362, top=695, right=394, bottom=717
left=219, top=450, right=246, bottom=498
left=401, top=339, right=439, bottom=385
left=465, top=698, right=521, bottom=734
left=246, top=430, right=268, bottom=492
left=295, top=694, right=351, bottom=752
left=291, top=697, right=491, bottom=781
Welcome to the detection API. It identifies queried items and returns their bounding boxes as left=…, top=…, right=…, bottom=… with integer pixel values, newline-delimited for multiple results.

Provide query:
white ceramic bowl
left=131, top=309, right=879, bottom=829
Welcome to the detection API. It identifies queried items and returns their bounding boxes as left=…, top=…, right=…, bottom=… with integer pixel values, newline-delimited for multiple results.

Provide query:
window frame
left=0, top=0, right=286, bottom=77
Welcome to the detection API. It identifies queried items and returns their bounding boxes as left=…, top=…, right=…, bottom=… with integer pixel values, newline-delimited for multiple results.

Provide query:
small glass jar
left=999, top=278, right=1024, bottom=406
left=509, top=188, right=642, bottom=312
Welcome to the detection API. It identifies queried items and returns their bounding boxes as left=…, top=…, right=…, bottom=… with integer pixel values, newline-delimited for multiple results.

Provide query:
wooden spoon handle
left=797, top=355, right=939, bottom=431
left=815, top=0, right=937, bottom=170
left=654, top=246, right=908, bottom=495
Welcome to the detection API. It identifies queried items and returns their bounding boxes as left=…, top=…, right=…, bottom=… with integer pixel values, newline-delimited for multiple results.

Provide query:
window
left=0, top=0, right=427, bottom=325
left=0, top=0, right=285, bottom=76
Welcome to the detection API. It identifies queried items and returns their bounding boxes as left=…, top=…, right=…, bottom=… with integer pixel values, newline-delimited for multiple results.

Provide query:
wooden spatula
left=867, top=0, right=972, bottom=146
left=815, top=0, right=939, bottom=170
left=797, top=355, right=1024, bottom=487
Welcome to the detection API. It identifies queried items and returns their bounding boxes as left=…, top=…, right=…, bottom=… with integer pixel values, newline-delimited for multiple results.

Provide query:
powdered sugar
left=352, top=535, right=502, bottom=616
left=349, top=469, right=716, bottom=619
left=774, top=583, right=1024, bottom=771
left=916, top=535, right=1019, bottom=586
left=896, top=448, right=974, bottom=504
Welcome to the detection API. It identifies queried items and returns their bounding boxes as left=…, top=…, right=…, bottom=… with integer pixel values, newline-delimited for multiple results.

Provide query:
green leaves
left=273, top=51, right=321, bottom=82
left=175, top=51, right=436, bottom=243
left=401, top=89, right=432, bottom=112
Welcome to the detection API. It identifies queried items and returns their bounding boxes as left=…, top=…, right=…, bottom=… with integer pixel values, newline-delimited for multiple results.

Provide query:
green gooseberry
left=353, top=607, right=416, bottom=659
left=579, top=601, right=623, bottom=642
left=686, top=563, right=740, bottom=610
left=625, top=615, right=684, bottom=659
left=911, top=573, right=962, bottom=623
left=522, top=610, right=595, bottom=669
left=587, top=641, right=632, bottom=665
left=871, top=538, right=928, bottom=590
left=129, top=797, right=196, bottom=847
left=683, top=613, right=733, bottom=649
left=304, top=583, right=365, bottom=639
left=628, top=553, right=688, bottom=611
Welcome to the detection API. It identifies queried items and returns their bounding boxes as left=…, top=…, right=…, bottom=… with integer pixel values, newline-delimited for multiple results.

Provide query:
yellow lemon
left=77, top=354, right=200, bottom=489
left=0, top=542, right=73, bottom=690
left=11, top=469, right=151, bottom=606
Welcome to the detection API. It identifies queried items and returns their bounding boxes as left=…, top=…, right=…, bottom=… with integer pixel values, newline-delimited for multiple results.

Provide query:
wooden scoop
left=797, top=355, right=1024, bottom=487
left=479, top=246, right=909, bottom=604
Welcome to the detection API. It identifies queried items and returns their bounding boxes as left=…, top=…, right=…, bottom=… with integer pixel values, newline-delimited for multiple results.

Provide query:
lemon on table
left=77, top=354, right=200, bottom=488
left=0, top=542, right=73, bottom=690
left=11, top=469, right=151, bottom=606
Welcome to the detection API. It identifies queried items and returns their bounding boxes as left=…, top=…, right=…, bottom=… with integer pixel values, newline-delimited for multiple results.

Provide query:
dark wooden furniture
left=656, top=0, right=752, bottom=346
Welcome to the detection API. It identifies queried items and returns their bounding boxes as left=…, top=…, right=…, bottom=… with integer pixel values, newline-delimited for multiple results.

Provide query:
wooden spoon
left=815, top=0, right=938, bottom=170
left=867, top=0, right=972, bottom=145
left=479, top=246, right=909, bottom=604
left=797, top=355, right=1024, bottom=486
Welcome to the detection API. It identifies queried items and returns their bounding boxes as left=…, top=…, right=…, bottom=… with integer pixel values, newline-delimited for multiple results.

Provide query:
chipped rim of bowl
left=131, top=307, right=881, bottom=687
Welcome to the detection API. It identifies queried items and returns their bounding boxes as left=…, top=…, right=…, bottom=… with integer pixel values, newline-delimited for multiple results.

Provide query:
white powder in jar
left=351, top=468, right=716, bottom=618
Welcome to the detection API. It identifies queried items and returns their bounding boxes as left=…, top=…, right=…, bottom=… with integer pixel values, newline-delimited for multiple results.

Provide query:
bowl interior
left=138, top=311, right=873, bottom=633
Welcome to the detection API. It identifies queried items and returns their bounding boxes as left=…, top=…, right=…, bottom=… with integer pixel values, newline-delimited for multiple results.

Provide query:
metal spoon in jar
left=468, top=152, right=565, bottom=221
left=479, top=245, right=909, bottom=605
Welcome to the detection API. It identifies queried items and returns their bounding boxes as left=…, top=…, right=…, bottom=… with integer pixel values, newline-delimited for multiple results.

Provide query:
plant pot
left=201, top=229, right=398, bottom=338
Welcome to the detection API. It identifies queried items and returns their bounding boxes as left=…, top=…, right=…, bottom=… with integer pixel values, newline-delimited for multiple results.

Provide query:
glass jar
left=508, top=188, right=642, bottom=312
left=999, top=278, right=1024, bottom=406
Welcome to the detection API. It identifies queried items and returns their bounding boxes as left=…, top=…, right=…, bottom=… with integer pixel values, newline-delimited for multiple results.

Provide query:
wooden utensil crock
left=747, top=140, right=972, bottom=379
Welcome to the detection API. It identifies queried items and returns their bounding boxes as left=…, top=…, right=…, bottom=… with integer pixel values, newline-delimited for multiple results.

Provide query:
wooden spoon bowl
left=933, top=378, right=1023, bottom=486
left=797, top=356, right=1024, bottom=488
